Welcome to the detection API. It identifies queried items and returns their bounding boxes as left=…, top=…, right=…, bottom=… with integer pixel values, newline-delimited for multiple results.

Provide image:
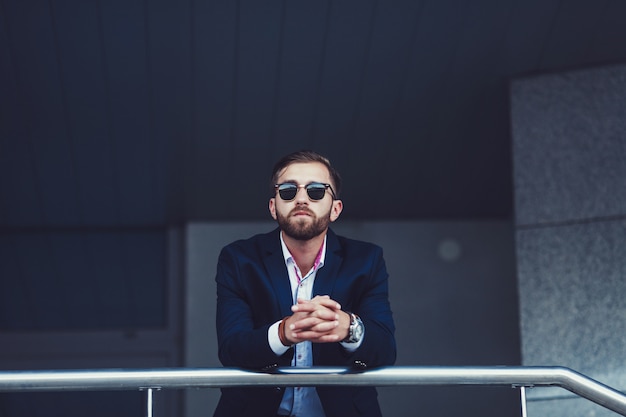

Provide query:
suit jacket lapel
left=313, top=228, right=343, bottom=297
left=261, top=228, right=294, bottom=317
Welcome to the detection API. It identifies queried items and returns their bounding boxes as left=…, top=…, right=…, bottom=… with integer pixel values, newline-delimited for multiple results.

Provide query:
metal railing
left=1, top=366, right=625, bottom=416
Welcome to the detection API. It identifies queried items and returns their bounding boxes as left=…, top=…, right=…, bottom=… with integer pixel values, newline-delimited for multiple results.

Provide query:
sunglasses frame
left=274, top=182, right=337, bottom=201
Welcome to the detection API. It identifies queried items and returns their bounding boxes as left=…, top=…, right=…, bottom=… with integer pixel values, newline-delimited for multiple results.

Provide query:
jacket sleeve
left=346, top=245, right=396, bottom=368
left=215, top=245, right=293, bottom=369
left=316, top=243, right=396, bottom=369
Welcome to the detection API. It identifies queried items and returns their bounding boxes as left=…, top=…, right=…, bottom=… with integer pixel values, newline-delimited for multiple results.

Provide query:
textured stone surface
left=512, top=64, right=626, bottom=415
left=511, top=65, right=626, bottom=226
left=516, top=220, right=626, bottom=392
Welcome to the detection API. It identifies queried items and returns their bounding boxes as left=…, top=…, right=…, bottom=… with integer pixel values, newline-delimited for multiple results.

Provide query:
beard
left=276, top=206, right=331, bottom=241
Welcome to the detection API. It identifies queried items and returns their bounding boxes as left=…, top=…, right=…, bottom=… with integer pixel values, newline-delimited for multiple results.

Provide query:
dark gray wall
left=185, top=220, right=520, bottom=417
left=0, top=229, right=183, bottom=417
left=511, top=64, right=626, bottom=416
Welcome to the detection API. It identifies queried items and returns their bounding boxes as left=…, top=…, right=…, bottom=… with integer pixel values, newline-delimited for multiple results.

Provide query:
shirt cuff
left=268, top=320, right=291, bottom=355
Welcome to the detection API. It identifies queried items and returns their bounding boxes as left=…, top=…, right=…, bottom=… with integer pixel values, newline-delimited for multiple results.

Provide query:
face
left=269, top=162, right=343, bottom=241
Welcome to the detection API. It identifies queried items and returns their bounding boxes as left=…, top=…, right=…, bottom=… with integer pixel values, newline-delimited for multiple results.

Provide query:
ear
left=268, top=198, right=278, bottom=220
left=329, top=199, right=343, bottom=222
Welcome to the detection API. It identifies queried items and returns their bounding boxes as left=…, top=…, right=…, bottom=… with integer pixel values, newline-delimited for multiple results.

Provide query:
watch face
left=343, top=313, right=364, bottom=343
left=354, top=321, right=364, bottom=340
left=350, top=314, right=364, bottom=342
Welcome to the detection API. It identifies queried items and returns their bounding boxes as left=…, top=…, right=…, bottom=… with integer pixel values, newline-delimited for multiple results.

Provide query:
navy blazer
left=214, top=227, right=396, bottom=417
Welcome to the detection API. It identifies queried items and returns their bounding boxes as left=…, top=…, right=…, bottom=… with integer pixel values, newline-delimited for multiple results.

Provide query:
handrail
left=0, top=366, right=625, bottom=416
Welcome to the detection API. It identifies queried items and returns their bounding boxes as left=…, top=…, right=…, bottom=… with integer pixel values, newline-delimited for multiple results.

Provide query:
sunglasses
left=275, top=182, right=336, bottom=201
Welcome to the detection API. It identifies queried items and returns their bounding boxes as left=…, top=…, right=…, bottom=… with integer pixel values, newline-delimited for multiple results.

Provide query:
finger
left=309, top=296, right=341, bottom=311
left=314, top=333, right=342, bottom=343
left=293, top=297, right=341, bottom=312
left=288, top=310, right=312, bottom=322
left=291, top=302, right=315, bottom=313
left=295, top=296, right=328, bottom=306
left=292, top=301, right=331, bottom=314
left=289, top=316, right=324, bottom=331
left=290, top=317, right=338, bottom=332
left=291, top=304, right=339, bottom=321
left=292, top=330, right=341, bottom=343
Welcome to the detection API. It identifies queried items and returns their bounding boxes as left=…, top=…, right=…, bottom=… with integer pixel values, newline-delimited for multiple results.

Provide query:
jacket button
left=353, top=360, right=367, bottom=369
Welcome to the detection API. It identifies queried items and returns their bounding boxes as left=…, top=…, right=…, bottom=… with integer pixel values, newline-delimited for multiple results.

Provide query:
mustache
left=289, top=206, right=314, bottom=216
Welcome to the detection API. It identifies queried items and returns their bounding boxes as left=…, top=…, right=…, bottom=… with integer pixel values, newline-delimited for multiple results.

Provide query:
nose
left=294, top=186, right=309, bottom=203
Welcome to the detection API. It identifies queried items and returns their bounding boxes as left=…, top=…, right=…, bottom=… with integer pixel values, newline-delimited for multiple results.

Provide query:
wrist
left=341, top=312, right=364, bottom=343
left=278, top=317, right=293, bottom=347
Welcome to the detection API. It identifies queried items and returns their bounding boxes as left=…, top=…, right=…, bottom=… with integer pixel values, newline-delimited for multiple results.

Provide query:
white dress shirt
left=268, top=232, right=363, bottom=417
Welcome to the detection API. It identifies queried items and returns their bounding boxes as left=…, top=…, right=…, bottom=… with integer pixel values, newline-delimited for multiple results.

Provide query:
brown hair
left=270, top=150, right=342, bottom=198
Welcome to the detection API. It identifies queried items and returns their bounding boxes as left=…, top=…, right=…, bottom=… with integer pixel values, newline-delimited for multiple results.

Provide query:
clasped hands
left=282, top=295, right=350, bottom=344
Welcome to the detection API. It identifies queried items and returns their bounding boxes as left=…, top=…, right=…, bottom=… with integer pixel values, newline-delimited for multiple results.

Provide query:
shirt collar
left=279, top=232, right=327, bottom=273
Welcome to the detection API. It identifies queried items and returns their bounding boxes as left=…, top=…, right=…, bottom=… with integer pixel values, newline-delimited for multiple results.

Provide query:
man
left=214, top=150, right=396, bottom=417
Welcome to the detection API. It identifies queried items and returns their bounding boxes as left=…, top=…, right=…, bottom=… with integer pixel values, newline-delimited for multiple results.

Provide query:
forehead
left=276, top=162, right=331, bottom=183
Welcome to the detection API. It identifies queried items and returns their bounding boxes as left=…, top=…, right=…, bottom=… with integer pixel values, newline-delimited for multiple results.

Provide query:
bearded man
left=214, top=150, right=396, bottom=417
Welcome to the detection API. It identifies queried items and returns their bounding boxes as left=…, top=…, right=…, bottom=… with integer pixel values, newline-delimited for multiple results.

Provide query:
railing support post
left=520, top=386, right=527, bottom=417
left=145, top=388, right=153, bottom=417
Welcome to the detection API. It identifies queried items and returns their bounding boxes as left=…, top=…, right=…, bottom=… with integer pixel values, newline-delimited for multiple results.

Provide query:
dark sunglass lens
left=278, top=184, right=298, bottom=200
left=306, top=184, right=327, bottom=200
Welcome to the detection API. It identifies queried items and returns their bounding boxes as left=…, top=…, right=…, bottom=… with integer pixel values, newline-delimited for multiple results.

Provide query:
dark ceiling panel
left=3, top=2, right=73, bottom=227
left=2, top=0, right=626, bottom=226
left=349, top=1, right=422, bottom=165
left=235, top=0, right=282, bottom=148
left=31, top=133, right=83, bottom=226
left=588, top=0, right=626, bottom=64
left=191, top=0, right=238, bottom=146
left=143, top=0, right=192, bottom=225
left=221, top=1, right=285, bottom=219
left=271, top=1, right=332, bottom=149
left=309, top=0, right=379, bottom=153
left=539, top=0, right=612, bottom=71
left=357, top=0, right=473, bottom=218
left=98, top=0, right=156, bottom=225
left=186, top=0, right=238, bottom=220
left=0, top=138, right=43, bottom=226
left=51, top=0, right=117, bottom=227
left=496, top=0, right=562, bottom=75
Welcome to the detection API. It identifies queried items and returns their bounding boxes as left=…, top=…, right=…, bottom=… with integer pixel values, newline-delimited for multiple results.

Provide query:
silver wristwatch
left=343, top=312, right=364, bottom=343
